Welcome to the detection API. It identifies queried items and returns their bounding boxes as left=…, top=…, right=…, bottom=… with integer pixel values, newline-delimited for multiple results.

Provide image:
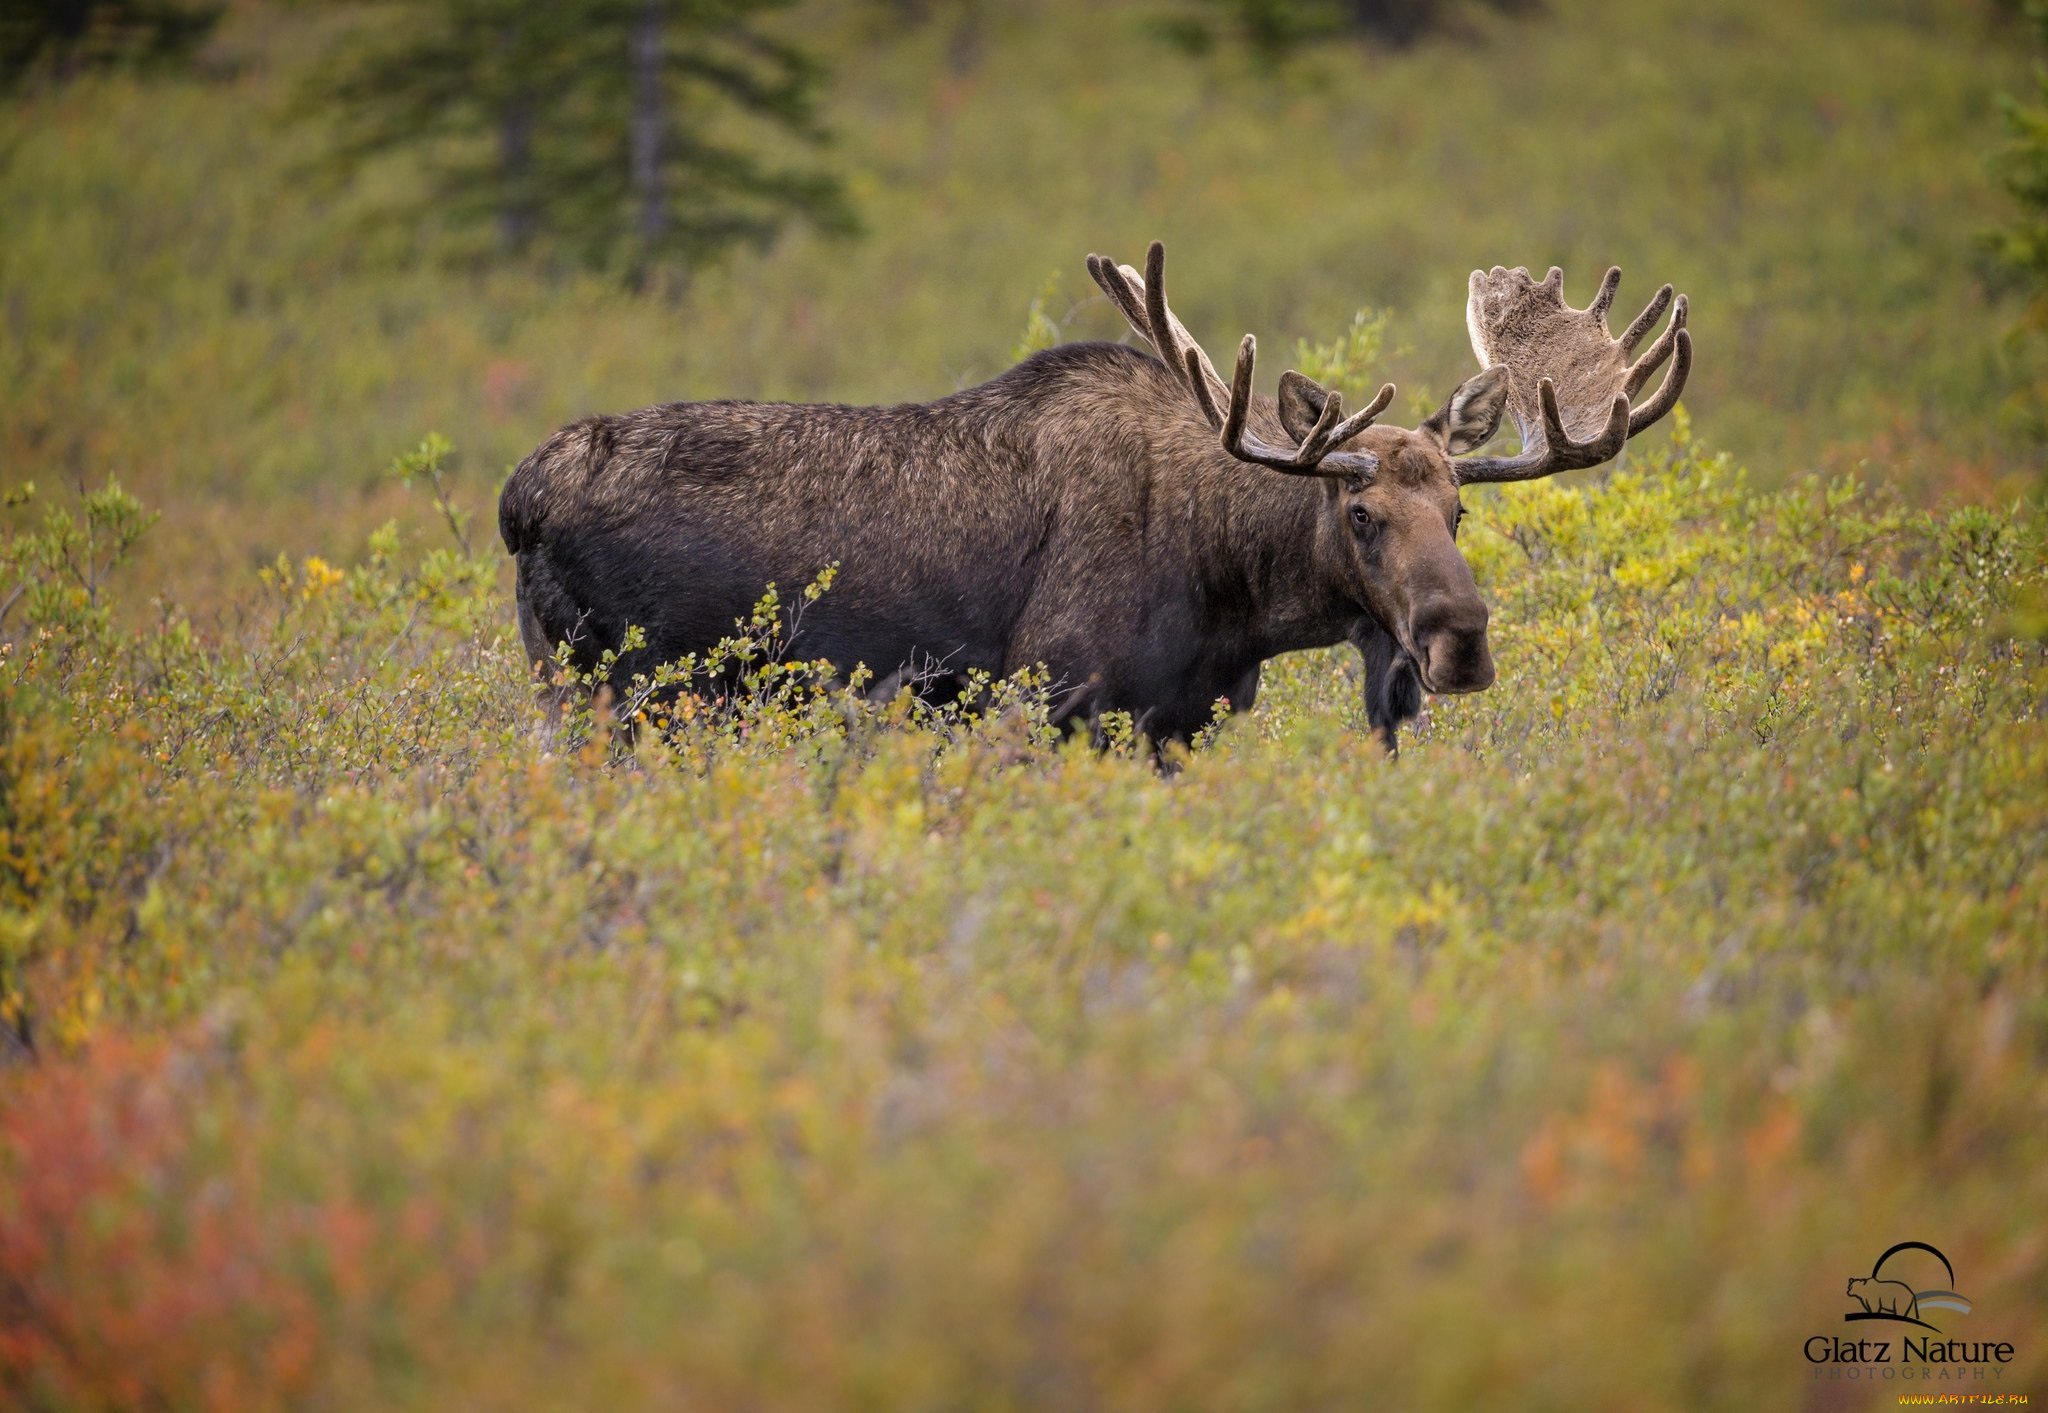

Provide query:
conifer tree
left=1988, top=1, right=2048, bottom=442
left=305, top=0, right=854, bottom=277
left=0, top=0, right=221, bottom=92
left=1991, top=4, right=2048, bottom=325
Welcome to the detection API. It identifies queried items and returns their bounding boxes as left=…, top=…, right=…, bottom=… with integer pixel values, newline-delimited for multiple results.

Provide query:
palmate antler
left=1455, top=264, right=1691, bottom=484
left=1087, top=242, right=1394, bottom=478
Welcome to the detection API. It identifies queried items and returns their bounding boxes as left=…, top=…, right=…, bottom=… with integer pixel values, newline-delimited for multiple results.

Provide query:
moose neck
left=1193, top=443, right=1371, bottom=660
left=987, top=344, right=1380, bottom=670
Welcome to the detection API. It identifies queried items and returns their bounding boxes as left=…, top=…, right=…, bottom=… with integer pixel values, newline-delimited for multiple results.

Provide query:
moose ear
left=1277, top=370, right=1333, bottom=445
left=1423, top=365, right=1510, bottom=454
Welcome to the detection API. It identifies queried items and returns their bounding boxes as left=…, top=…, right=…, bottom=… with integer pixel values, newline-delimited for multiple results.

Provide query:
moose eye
left=1454, top=499, right=1467, bottom=535
left=1348, top=505, right=1378, bottom=536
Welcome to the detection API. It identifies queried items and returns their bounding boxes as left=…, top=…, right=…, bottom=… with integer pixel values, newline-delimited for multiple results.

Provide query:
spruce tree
left=1988, top=1, right=2048, bottom=442
left=305, top=0, right=853, bottom=277
left=1991, top=4, right=2048, bottom=326
left=0, top=0, right=222, bottom=92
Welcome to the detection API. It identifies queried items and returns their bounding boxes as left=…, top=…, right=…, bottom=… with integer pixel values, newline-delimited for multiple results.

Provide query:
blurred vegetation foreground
left=2, top=1, right=2048, bottom=1410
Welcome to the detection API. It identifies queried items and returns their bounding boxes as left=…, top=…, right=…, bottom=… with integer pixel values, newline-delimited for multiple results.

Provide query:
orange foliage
left=0, top=1036, right=321, bottom=1412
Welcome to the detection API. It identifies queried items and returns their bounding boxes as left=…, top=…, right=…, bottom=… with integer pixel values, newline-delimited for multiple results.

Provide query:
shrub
left=0, top=435, right=2043, bottom=1409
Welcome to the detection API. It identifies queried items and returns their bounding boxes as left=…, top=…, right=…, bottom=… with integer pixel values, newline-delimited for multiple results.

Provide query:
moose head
left=1087, top=243, right=1691, bottom=713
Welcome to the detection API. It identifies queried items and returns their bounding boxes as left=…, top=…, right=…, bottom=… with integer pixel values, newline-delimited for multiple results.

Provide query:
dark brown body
left=500, top=243, right=1692, bottom=747
left=500, top=341, right=1426, bottom=743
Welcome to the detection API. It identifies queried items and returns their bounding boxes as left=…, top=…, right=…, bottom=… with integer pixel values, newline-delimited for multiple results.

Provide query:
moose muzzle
left=1409, top=597, right=1496, bottom=695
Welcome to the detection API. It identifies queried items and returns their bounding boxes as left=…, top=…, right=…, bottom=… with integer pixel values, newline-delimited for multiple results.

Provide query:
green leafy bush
left=0, top=429, right=2042, bottom=1408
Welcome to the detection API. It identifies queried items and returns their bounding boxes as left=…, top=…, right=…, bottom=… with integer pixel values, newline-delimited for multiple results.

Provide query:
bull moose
left=498, top=242, right=1691, bottom=748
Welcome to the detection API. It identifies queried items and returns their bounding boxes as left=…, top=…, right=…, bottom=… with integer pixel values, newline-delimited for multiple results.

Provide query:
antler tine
left=1626, top=326, right=1691, bottom=437
left=1215, top=336, right=1254, bottom=439
left=1321, top=383, right=1397, bottom=446
left=1553, top=382, right=1630, bottom=463
left=1588, top=266, right=1623, bottom=329
left=1456, top=380, right=1630, bottom=485
left=1188, top=345, right=1230, bottom=431
left=1092, top=243, right=1390, bottom=478
left=1214, top=334, right=1377, bottom=476
left=1623, top=293, right=1688, bottom=396
left=1142, top=243, right=1233, bottom=408
left=1087, top=254, right=1150, bottom=338
left=1142, top=242, right=1178, bottom=374
left=1088, top=243, right=1232, bottom=409
left=1618, top=283, right=1674, bottom=358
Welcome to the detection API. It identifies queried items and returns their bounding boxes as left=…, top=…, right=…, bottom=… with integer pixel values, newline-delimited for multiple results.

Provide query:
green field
left=3, top=0, right=2048, bottom=1408
left=3, top=0, right=2043, bottom=596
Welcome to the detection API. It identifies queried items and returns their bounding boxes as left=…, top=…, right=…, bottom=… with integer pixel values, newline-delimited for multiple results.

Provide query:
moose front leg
left=1225, top=664, right=1260, bottom=714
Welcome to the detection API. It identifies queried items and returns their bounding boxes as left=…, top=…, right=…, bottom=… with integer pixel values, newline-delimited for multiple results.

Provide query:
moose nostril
left=1411, top=603, right=1495, bottom=694
left=1422, top=637, right=1495, bottom=694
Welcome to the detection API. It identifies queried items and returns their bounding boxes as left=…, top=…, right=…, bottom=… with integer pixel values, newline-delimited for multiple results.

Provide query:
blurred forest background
left=3, top=0, right=2046, bottom=604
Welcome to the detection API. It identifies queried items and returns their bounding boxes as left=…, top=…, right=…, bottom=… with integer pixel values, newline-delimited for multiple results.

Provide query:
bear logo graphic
left=1846, top=1277, right=1918, bottom=1320
left=1842, top=1242, right=1972, bottom=1331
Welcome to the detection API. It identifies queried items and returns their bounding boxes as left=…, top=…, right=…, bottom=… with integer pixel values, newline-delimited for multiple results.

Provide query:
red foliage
left=0, top=1035, right=323, bottom=1412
